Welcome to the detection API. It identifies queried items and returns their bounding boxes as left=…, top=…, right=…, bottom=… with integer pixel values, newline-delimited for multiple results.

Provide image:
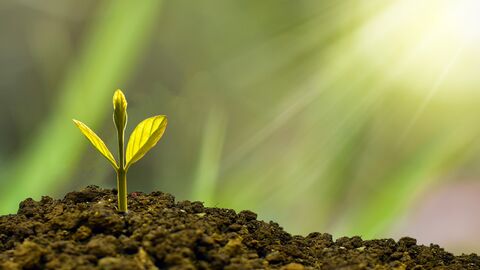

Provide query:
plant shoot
left=73, top=89, right=167, bottom=212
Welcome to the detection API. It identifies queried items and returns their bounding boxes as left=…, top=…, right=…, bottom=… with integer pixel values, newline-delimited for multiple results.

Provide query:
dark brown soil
left=0, top=186, right=478, bottom=270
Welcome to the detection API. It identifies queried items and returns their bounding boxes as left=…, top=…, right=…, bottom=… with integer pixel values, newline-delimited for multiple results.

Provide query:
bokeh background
left=1, top=0, right=480, bottom=254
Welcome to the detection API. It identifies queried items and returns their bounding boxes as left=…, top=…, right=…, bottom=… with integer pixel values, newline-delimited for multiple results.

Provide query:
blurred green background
left=1, top=0, right=480, bottom=254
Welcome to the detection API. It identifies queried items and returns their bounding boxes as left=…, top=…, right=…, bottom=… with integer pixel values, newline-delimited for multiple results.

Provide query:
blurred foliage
left=1, top=0, right=480, bottom=252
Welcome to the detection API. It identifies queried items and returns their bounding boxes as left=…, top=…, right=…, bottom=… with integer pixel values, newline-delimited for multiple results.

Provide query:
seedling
left=73, top=90, right=167, bottom=213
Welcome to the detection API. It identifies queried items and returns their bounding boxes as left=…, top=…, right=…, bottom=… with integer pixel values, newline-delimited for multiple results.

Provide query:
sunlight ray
left=397, top=43, right=465, bottom=145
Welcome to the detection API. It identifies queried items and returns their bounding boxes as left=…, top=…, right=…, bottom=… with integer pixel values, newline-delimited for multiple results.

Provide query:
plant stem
left=117, top=121, right=127, bottom=212
left=117, top=169, right=127, bottom=212
left=117, top=113, right=125, bottom=167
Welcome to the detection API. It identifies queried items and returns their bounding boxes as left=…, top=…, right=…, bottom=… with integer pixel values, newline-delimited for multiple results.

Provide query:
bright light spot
left=355, top=0, right=480, bottom=98
left=447, top=0, right=480, bottom=42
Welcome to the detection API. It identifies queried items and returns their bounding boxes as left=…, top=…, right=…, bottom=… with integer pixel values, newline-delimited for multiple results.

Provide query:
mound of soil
left=0, top=186, right=478, bottom=269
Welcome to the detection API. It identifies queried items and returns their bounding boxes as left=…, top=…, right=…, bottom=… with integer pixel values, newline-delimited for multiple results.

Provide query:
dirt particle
left=238, top=210, right=257, bottom=223
left=1, top=261, right=20, bottom=270
left=200, top=235, right=215, bottom=245
left=196, top=212, right=206, bottom=217
left=13, top=240, right=46, bottom=269
left=97, top=256, right=140, bottom=270
left=280, top=262, right=305, bottom=270
left=134, top=248, right=157, bottom=269
left=266, top=250, right=285, bottom=263
left=398, top=237, right=417, bottom=248
left=87, top=236, right=118, bottom=258
left=228, top=223, right=242, bottom=232
left=73, top=225, right=92, bottom=241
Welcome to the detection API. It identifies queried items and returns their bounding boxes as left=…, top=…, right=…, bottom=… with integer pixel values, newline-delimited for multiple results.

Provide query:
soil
left=0, top=186, right=478, bottom=270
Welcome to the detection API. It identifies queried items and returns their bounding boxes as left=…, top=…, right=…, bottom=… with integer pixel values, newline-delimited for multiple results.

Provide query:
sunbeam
left=398, top=44, right=465, bottom=145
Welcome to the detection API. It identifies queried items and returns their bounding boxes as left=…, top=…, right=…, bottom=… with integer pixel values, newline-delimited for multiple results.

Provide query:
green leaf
left=125, top=115, right=167, bottom=170
left=72, top=119, right=118, bottom=169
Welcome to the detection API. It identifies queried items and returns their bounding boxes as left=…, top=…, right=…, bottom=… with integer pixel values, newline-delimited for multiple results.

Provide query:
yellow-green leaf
left=125, top=115, right=167, bottom=169
left=72, top=119, right=118, bottom=169
left=113, top=89, right=128, bottom=132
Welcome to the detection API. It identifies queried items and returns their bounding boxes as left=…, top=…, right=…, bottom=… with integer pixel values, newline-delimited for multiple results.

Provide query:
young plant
left=73, top=89, right=167, bottom=213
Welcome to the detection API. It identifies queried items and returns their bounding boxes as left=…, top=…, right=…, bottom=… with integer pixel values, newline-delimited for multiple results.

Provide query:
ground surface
left=0, top=186, right=479, bottom=270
